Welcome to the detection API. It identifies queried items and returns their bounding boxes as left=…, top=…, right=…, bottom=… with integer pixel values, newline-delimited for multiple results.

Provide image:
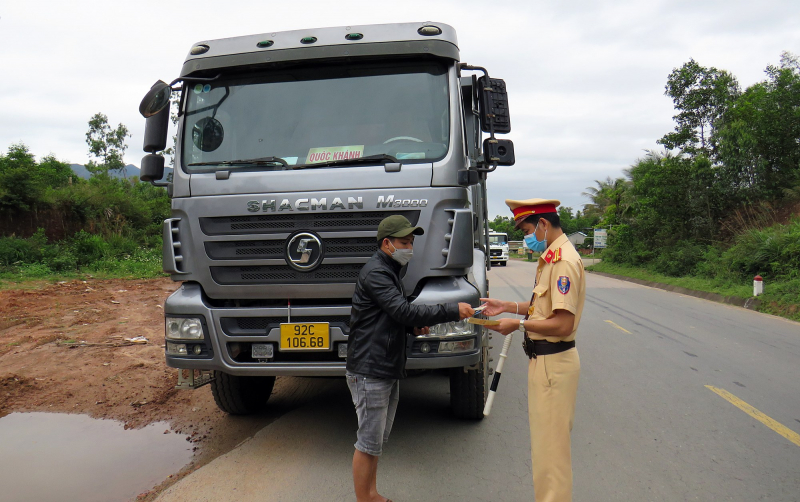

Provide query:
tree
left=559, top=207, right=599, bottom=238
left=659, top=59, right=740, bottom=153
left=581, top=176, right=631, bottom=226
left=36, top=154, right=75, bottom=189
left=625, top=150, right=721, bottom=244
left=0, top=144, right=73, bottom=212
left=488, top=215, right=524, bottom=241
left=85, top=113, right=131, bottom=177
left=714, top=52, right=800, bottom=201
left=0, top=143, right=38, bottom=211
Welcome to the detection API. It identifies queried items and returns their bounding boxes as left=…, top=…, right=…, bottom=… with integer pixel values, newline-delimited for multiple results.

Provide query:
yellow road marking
left=604, top=319, right=632, bottom=334
left=705, top=385, right=800, bottom=447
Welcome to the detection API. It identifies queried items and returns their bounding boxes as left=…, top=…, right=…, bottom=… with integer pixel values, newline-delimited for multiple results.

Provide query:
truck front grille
left=200, top=211, right=420, bottom=236
left=205, top=237, right=376, bottom=260
left=220, top=315, right=351, bottom=335
left=210, top=263, right=363, bottom=285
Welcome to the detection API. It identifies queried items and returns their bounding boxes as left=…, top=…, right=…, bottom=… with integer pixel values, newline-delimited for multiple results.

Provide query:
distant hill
left=69, top=163, right=173, bottom=182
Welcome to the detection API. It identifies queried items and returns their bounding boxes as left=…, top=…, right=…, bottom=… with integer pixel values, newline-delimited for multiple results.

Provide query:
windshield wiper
left=292, top=154, right=398, bottom=170
left=188, top=156, right=289, bottom=168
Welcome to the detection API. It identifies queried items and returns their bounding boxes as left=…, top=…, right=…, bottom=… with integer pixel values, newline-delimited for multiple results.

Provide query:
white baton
left=483, top=331, right=513, bottom=416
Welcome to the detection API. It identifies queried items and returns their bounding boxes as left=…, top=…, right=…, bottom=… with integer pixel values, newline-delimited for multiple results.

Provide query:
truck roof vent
left=300, top=36, right=318, bottom=44
left=256, top=40, right=274, bottom=48
left=417, top=25, right=442, bottom=36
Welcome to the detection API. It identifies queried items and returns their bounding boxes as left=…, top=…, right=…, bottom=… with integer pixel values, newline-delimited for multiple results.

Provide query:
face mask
left=524, top=223, right=548, bottom=253
left=388, top=241, right=413, bottom=266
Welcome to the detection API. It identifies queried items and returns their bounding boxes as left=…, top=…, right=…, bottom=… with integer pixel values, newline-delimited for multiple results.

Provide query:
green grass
left=0, top=247, right=167, bottom=288
left=587, top=261, right=800, bottom=322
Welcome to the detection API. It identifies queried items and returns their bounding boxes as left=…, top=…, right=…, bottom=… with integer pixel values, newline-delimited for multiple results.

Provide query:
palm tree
left=582, top=176, right=631, bottom=224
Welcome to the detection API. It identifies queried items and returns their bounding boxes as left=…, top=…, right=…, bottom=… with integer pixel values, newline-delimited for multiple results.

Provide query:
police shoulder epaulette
left=544, top=247, right=562, bottom=264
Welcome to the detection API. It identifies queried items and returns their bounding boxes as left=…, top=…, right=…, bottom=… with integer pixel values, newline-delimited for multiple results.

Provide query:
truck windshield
left=489, top=235, right=508, bottom=244
left=182, top=61, right=450, bottom=172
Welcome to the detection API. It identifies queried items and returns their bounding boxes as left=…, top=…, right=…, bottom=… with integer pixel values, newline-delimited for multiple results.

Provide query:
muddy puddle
left=0, top=412, right=193, bottom=502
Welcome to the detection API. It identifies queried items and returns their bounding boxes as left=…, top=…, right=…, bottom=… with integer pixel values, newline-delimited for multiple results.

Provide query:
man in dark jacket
left=346, top=214, right=474, bottom=502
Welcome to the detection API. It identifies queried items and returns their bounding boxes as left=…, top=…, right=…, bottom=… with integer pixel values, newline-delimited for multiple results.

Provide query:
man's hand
left=413, top=326, right=430, bottom=336
left=479, top=297, right=509, bottom=317
left=458, top=303, right=475, bottom=319
left=486, top=318, right=521, bottom=336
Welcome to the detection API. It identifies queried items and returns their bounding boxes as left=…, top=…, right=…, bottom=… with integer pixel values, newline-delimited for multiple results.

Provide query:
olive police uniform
left=507, top=198, right=585, bottom=502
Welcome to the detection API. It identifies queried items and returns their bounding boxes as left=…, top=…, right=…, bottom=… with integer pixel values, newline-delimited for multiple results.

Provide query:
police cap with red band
left=505, top=198, right=561, bottom=227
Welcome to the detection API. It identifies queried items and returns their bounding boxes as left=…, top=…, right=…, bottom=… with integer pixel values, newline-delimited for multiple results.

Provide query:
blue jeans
left=346, top=372, right=400, bottom=456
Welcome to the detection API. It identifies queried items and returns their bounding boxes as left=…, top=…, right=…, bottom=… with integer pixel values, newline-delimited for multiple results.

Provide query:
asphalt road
left=157, top=259, right=800, bottom=501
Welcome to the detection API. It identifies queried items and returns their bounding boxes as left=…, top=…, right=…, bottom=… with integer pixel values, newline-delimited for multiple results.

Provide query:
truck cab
left=137, top=22, right=514, bottom=420
left=488, top=232, right=509, bottom=266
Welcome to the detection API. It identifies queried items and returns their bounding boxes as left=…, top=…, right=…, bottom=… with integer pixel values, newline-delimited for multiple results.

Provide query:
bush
left=602, top=224, right=655, bottom=266
left=719, top=217, right=800, bottom=280
left=0, top=236, right=36, bottom=265
left=759, top=277, right=800, bottom=321
left=0, top=229, right=48, bottom=266
left=72, top=230, right=109, bottom=266
left=16, top=262, right=54, bottom=278
left=84, top=246, right=164, bottom=278
left=695, top=246, right=726, bottom=279
left=42, top=243, right=78, bottom=271
left=106, top=234, right=139, bottom=257
left=651, top=241, right=708, bottom=277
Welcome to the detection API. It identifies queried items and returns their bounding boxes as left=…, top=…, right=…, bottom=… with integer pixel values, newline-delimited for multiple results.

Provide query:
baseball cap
left=376, top=215, right=424, bottom=242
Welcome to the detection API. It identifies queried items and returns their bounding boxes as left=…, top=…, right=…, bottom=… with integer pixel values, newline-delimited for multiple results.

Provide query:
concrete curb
left=587, top=271, right=762, bottom=311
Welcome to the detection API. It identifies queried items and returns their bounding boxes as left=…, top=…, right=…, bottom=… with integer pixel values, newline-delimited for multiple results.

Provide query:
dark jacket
left=346, top=250, right=460, bottom=379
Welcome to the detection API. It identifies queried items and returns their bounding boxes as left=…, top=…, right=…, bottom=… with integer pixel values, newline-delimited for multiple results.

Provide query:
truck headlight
left=165, top=317, right=204, bottom=340
left=427, top=319, right=474, bottom=337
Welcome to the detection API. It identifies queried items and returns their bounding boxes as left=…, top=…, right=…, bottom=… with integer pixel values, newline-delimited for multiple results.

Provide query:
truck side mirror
left=140, top=154, right=165, bottom=182
left=483, top=138, right=515, bottom=166
left=139, top=80, right=172, bottom=118
left=143, top=106, right=170, bottom=154
left=478, top=77, right=511, bottom=134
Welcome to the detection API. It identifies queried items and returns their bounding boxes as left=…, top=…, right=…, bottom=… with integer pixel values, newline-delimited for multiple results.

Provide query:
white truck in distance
left=488, top=232, right=509, bottom=266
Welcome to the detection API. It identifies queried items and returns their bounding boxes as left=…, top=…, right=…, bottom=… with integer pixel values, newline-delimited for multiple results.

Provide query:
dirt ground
left=0, top=278, right=271, bottom=500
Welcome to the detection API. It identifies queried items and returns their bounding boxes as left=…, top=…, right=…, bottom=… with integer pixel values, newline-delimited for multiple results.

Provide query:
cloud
left=1, top=0, right=798, bottom=203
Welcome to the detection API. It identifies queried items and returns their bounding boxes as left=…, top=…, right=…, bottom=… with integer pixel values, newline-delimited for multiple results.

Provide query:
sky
left=1, top=0, right=798, bottom=219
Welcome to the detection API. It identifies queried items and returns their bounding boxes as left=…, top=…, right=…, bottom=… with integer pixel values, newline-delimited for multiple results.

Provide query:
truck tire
left=210, top=371, right=275, bottom=415
left=449, top=342, right=488, bottom=420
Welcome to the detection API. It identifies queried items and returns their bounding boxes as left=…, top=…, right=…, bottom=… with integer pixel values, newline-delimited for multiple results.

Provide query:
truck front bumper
left=164, top=282, right=483, bottom=377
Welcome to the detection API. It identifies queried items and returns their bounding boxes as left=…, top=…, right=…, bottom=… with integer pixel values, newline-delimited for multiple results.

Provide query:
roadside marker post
left=753, top=275, right=763, bottom=296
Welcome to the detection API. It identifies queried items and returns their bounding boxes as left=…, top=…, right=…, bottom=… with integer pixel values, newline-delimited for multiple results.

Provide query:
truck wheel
left=210, top=371, right=275, bottom=415
left=449, top=342, right=488, bottom=420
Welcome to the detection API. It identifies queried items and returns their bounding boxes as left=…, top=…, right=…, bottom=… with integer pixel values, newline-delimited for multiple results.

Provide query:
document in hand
left=467, top=318, right=500, bottom=326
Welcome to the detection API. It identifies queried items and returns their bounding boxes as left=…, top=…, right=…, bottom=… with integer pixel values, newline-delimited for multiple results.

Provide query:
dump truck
left=137, top=21, right=514, bottom=419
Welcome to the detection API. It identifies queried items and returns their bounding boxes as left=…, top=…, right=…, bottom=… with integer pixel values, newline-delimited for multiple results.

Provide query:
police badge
left=557, top=276, right=571, bottom=294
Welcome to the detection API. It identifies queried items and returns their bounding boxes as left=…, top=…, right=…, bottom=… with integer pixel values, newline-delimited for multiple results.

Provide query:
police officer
left=480, top=198, right=585, bottom=502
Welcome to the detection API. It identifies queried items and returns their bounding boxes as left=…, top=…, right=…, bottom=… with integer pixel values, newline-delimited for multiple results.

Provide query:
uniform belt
left=522, top=338, right=575, bottom=359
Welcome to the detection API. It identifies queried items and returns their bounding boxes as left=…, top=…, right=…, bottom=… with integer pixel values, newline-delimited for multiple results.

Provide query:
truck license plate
left=279, top=323, right=330, bottom=351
